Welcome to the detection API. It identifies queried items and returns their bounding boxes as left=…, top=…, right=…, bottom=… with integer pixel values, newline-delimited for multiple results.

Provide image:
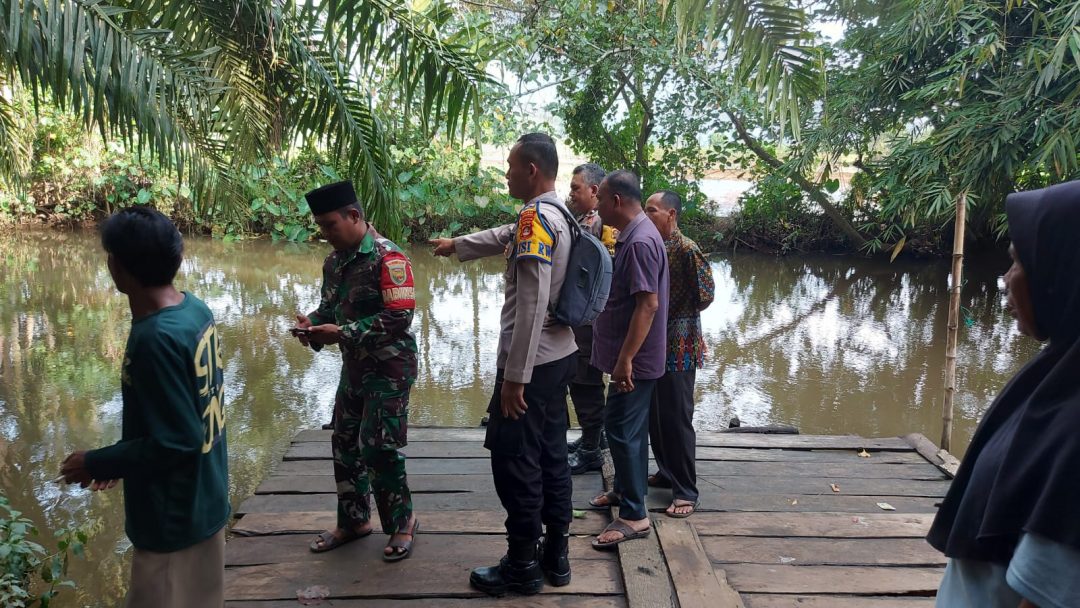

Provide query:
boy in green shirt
left=60, top=207, right=229, bottom=608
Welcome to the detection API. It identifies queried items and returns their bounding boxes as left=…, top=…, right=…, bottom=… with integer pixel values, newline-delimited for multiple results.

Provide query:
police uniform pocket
left=483, top=384, right=524, bottom=456
left=484, top=413, right=525, bottom=457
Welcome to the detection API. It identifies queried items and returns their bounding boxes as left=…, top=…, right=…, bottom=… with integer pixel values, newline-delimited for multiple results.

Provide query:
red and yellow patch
left=515, top=203, right=555, bottom=264
left=380, top=252, right=415, bottom=310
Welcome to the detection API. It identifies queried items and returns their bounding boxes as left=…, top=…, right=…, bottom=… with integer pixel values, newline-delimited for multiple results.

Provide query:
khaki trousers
left=125, top=527, right=225, bottom=608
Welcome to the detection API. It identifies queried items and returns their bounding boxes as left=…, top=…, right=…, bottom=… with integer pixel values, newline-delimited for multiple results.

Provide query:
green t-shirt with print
left=85, top=292, right=229, bottom=552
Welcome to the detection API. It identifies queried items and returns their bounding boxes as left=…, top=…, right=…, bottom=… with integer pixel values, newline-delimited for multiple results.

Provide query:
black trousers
left=648, top=369, right=699, bottom=502
left=569, top=325, right=605, bottom=436
left=485, top=355, right=576, bottom=540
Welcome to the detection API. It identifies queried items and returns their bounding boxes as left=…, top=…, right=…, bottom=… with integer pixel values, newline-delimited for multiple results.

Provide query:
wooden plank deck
left=226, top=428, right=950, bottom=606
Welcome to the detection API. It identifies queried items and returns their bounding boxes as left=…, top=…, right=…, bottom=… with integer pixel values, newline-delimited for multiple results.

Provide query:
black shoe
left=469, top=539, right=543, bottom=597
left=569, top=448, right=604, bottom=475
left=539, top=527, right=571, bottom=587
left=567, top=436, right=582, bottom=454
left=321, top=421, right=334, bottom=430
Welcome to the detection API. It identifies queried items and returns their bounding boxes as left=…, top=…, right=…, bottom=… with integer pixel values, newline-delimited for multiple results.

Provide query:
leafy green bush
left=0, top=494, right=89, bottom=608
left=391, top=143, right=517, bottom=241
left=729, top=171, right=841, bottom=254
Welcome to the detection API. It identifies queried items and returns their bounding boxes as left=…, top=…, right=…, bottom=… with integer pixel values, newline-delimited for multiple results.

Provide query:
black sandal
left=383, top=518, right=420, bottom=562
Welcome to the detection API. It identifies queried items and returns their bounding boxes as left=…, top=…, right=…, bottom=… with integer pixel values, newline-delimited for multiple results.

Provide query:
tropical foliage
left=0, top=0, right=495, bottom=238
left=0, top=494, right=89, bottom=608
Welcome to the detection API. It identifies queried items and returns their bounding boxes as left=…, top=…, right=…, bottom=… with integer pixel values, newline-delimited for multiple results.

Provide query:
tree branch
left=726, top=110, right=869, bottom=249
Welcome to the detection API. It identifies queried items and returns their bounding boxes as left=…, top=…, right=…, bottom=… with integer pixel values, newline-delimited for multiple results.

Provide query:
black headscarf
left=927, top=179, right=1080, bottom=564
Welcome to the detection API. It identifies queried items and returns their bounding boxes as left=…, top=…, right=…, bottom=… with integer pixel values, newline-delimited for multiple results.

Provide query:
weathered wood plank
left=695, top=435, right=912, bottom=451
left=703, top=537, right=945, bottom=566
left=610, top=510, right=674, bottom=608
left=903, top=433, right=961, bottom=478
left=286, top=441, right=928, bottom=464
left=690, top=512, right=934, bottom=538
left=286, top=441, right=489, bottom=460
left=259, top=473, right=947, bottom=498
left=654, top=519, right=745, bottom=608
left=256, top=473, right=518, bottom=494
left=226, top=533, right=612, bottom=566
left=694, top=448, right=928, bottom=464
left=228, top=598, right=626, bottom=608
left=238, top=489, right=607, bottom=515
left=293, top=429, right=913, bottom=451
left=723, top=564, right=943, bottom=594
left=644, top=493, right=941, bottom=514
left=700, top=476, right=948, bottom=497
left=743, top=596, right=934, bottom=608
left=224, top=556, right=622, bottom=600
left=230, top=510, right=610, bottom=537
left=273, top=458, right=946, bottom=480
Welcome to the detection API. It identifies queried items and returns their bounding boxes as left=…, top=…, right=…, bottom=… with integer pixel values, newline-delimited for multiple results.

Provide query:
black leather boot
left=539, top=525, right=571, bottom=586
left=569, top=447, right=604, bottom=474
left=469, top=537, right=543, bottom=596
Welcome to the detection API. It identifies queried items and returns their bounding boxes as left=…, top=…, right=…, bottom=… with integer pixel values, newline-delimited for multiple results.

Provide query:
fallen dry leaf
left=876, top=502, right=896, bottom=511
left=830, top=483, right=841, bottom=493
left=857, top=449, right=871, bottom=458
left=297, top=585, right=330, bottom=606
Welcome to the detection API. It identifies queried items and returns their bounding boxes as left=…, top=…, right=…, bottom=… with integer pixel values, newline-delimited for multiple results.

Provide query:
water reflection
left=0, top=229, right=1038, bottom=605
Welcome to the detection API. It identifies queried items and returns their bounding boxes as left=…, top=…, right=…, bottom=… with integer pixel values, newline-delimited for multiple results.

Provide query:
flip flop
left=589, top=490, right=621, bottom=508
left=591, top=519, right=651, bottom=550
left=309, top=526, right=372, bottom=553
left=647, top=473, right=671, bottom=488
left=665, top=499, right=698, bottom=519
left=383, top=518, right=420, bottom=562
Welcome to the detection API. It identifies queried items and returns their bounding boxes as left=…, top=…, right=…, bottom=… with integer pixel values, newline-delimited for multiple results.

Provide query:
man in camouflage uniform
left=294, top=180, right=420, bottom=561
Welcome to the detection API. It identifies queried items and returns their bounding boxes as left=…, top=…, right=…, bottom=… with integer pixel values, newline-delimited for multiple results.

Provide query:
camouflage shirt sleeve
left=307, top=257, right=335, bottom=327
left=338, top=251, right=416, bottom=350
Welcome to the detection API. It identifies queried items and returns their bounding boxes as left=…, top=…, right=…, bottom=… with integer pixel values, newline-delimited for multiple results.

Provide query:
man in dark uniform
left=565, top=163, right=613, bottom=474
left=295, top=181, right=420, bottom=561
left=432, top=133, right=578, bottom=595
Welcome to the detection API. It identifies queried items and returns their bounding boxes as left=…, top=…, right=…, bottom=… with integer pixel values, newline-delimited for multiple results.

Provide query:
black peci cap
left=305, top=181, right=358, bottom=215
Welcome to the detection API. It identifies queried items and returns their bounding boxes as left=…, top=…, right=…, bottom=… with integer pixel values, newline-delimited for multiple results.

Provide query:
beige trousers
left=125, top=527, right=225, bottom=608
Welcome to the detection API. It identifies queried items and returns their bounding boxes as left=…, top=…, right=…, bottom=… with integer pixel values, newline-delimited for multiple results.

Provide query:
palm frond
left=660, top=0, right=822, bottom=138
left=0, top=77, right=33, bottom=181
left=0, top=0, right=241, bottom=213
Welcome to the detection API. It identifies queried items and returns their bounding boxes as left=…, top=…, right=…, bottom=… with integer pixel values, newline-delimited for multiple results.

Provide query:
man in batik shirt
left=644, top=190, right=715, bottom=518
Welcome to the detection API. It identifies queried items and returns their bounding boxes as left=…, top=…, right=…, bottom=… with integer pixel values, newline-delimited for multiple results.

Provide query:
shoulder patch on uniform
left=515, top=203, right=555, bottom=264
left=380, top=252, right=415, bottom=310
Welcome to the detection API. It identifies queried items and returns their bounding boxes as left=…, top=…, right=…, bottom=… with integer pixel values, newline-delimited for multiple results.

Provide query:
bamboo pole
left=941, top=192, right=968, bottom=452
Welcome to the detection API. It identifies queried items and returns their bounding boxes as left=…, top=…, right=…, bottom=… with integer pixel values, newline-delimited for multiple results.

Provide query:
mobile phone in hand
left=290, top=327, right=312, bottom=337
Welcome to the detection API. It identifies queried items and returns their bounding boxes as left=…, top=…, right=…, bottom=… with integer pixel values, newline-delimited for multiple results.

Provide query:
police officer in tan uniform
left=431, top=133, right=578, bottom=595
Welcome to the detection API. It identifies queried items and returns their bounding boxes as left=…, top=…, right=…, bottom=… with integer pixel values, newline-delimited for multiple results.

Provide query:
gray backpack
left=541, top=201, right=612, bottom=326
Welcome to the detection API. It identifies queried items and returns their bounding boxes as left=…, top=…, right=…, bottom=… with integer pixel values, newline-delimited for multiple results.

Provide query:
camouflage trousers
left=331, top=362, right=414, bottom=535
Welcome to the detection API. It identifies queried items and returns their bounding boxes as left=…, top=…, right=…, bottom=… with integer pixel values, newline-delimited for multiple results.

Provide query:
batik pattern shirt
left=665, top=228, right=714, bottom=372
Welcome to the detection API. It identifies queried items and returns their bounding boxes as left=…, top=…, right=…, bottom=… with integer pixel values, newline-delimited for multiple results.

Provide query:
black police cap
left=305, top=181, right=358, bottom=215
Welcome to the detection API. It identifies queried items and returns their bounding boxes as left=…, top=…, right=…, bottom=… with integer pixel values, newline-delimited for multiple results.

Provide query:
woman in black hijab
left=929, top=181, right=1080, bottom=607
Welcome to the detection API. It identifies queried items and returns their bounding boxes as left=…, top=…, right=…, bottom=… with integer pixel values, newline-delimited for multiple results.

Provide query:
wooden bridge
left=223, top=427, right=957, bottom=607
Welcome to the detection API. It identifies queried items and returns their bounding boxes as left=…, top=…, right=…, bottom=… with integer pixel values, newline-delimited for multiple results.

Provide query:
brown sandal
left=665, top=499, right=698, bottom=518
left=591, top=519, right=651, bottom=550
left=647, top=473, right=671, bottom=488
left=589, top=491, right=621, bottom=508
